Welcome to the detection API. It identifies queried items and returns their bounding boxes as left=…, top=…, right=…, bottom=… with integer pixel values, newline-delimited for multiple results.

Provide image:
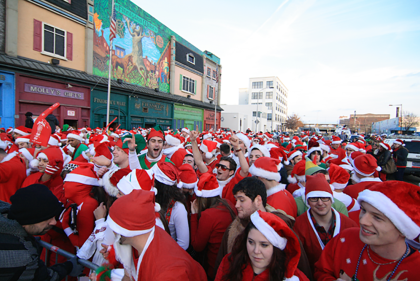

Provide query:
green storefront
left=173, top=104, right=203, bottom=131
left=91, top=90, right=173, bottom=129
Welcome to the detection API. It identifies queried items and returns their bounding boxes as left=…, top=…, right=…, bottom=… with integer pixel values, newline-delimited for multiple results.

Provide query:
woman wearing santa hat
left=215, top=210, right=309, bottom=281
left=190, top=173, right=237, bottom=279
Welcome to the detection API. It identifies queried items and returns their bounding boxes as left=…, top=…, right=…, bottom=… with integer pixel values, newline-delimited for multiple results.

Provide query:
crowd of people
left=0, top=120, right=419, bottom=281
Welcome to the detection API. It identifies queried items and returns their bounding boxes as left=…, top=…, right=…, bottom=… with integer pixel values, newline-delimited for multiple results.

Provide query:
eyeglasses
left=216, top=163, right=231, bottom=171
left=308, top=197, right=331, bottom=203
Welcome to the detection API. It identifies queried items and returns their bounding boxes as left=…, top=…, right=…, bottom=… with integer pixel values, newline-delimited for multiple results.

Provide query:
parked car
left=384, top=138, right=420, bottom=176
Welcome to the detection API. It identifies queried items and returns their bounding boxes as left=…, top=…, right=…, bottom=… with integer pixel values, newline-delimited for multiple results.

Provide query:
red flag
left=109, top=3, right=116, bottom=42
left=30, top=103, right=60, bottom=146
left=104, top=117, right=118, bottom=131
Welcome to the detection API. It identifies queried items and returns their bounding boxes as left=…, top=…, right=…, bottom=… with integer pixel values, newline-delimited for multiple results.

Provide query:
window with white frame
left=251, top=92, right=263, bottom=99
left=266, top=92, right=273, bottom=99
left=181, top=75, right=196, bottom=94
left=212, top=70, right=217, bottom=80
left=207, top=67, right=211, bottom=77
left=43, top=23, right=66, bottom=58
left=186, top=53, right=195, bottom=65
left=267, top=113, right=272, bottom=120
left=252, top=81, right=263, bottom=89
left=266, top=81, right=273, bottom=88
left=208, top=86, right=214, bottom=100
left=265, top=102, right=272, bottom=109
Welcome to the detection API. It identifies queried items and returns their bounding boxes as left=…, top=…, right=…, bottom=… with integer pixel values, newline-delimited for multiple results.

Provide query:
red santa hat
left=328, top=163, right=350, bottom=190
left=393, top=139, right=405, bottom=146
left=249, top=157, right=282, bottom=182
left=35, top=147, right=64, bottom=172
left=345, top=142, right=360, bottom=152
left=306, top=143, right=322, bottom=156
left=19, top=148, right=36, bottom=162
left=250, top=144, right=270, bottom=157
left=15, top=135, right=31, bottom=144
left=119, top=169, right=156, bottom=197
left=115, top=138, right=129, bottom=155
left=348, top=151, right=364, bottom=165
left=250, top=210, right=301, bottom=281
left=64, top=164, right=100, bottom=186
left=379, top=142, right=392, bottom=152
left=6, top=127, right=13, bottom=134
left=235, top=132, right=250, bottom=151
left=353, top=154, right=380, bottom=176
left=319, top=143, right=330, bottom=153
left=269, top=147, right=289, bottom=165
left=165, top=133, right=183, bottom=147
left=331, top=136, right=342, bottom=145
left=147, top=128, right=165, bottom=141
left=170, top=148, right=189, bottom=167
left=107, top=189, right=157, bottom=237
left=48, top=134, right=61, bottom=147
left=305, top=173, right=333, bottom=207
left=195, top=173, right=221, bottom=197
left=102, top=168, right=132, bottom=197
left=358, top=181, right=420, bottom=240
left=181, top=127, right=190, bottom=134
left=152, top=162, right=178, bottom=186
left=13, top=126, right=31, bottom=136
left=200, top=139, right=218, bottom=159
left=287, top=159, right=306, bottom=184
left=177, top=164, right=198, bottom=189
left=67, top=130, right=84, bottom=142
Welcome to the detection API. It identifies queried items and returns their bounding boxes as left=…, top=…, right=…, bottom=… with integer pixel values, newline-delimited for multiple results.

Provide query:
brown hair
left=196, top=196, right=236, bottom=221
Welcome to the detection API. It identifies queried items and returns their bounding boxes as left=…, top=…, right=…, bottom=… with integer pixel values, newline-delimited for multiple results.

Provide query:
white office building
left=221, top=76, right=288, bottom=132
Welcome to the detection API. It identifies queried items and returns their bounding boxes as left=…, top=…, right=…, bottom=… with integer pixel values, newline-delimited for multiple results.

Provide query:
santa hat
left=328, top=163, right=350, bottom=190
left=19, top=148, right=36, bottom=162
left=319, top=144, right=330, bottom=153
left=170, top=148, right=188, bottom=167
left=119, top=169, right=156, bottom=197
left=269, top=147, right=289, bottom=165
left=181, top=128, right=190, bottom=134
left=287, top=159, right=306, bottom=184
left=102, top=168, right=132, bottom=197
left=345, top=142, right=360, bottom=152
left=107, top=189, right=157, bottom=237
left=250, top=210, right=301, bottom=281
left=249, top=157, right=282, bottom=182
left=331, top=136, right=342, bottom=145
left=250, top=144, right=270, bottom=157
left=165, top=134, right=183, bottom=147
left=177, top=164, right=198, bottom=189
left=63, top=164, right=100, bottom=201
left=348, top=151, right=364, bottom=165
left=200, top=139, right=218, bottom=159
left=147, top=128, right=165, bottom=141
left=67, top=130, right=84, bottom=142
left=305, top=173, right=333, bottom=206
left=236, top=133, right=250, bottom=151
left=379, top=142, right=392, bottom=152
left=393, top=139, right=405, bottom=146
left=13, top=126, right=31, bottom=136
left=34, top=147, right=64, bottom=172
left=48, top=134, right=61, bottom=146
left=353, top=154, right=380, bottom=176
left=306, top=144, right=322, bottom=157
left=194, top=173, right=221, bottom=197
left=152, top=162, right=178, bottom=186
left=287, top=150, right=302, bottom=161
left=6, top=127, right=13, bottom=134
left=15, top=135, right=31, bottom=144
left=94, top=143, right=113, bottom=160
left=358, top=181, right=420, bottom=240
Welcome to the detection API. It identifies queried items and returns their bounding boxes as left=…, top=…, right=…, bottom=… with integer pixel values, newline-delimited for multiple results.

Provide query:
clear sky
left=134, top=0, right=420, bottom=124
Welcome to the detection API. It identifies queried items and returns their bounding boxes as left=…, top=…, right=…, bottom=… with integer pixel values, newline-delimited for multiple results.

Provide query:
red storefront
left=203, top=109, right=221, bottom=131
left=15, top=74, right=90, bottom=129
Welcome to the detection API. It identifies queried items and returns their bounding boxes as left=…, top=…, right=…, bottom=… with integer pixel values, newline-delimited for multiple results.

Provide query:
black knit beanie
left=9, top=184, right=63, bottom=225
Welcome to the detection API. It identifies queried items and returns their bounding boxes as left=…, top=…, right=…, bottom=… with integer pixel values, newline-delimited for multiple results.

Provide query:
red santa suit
left=314, top=228, right=420, bottom=281
left=266, top=183, right=297, bottom=218
left=220, top=168, right=249, bottom=206
left=294, top=209, right=358, bottom=272
left=0, top=153, right=26, bottom=203
left=343, top=177, right=382, bottom=199
left=22, top=172, right=65, bottom=204
left=330, top=147, right=346, bottom=161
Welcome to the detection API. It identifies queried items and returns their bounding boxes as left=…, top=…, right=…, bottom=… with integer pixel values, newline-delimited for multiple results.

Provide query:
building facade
left=340, top=113, right=390, bottom=134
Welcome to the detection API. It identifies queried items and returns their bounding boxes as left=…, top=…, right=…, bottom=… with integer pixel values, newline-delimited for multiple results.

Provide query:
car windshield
left=405, top=141, right=420, bottom=154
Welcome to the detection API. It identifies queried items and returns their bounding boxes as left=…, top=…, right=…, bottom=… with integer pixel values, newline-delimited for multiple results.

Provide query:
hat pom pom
left=154, top=203, right=161, bottom=212
left=152, top=187, right=158, bottom=195
left=177, top=181, right=183, bottom=189
left=376, top=166, right=381, bottom=171
left=205, top=152, right=212, bottom=159
left=30, top=159, right=39, bottom=168
left=284, top=276, right=299, bottom=281
left=284, top=160, right=290, bottom=165
left=287, top=175, right=297, bottom=184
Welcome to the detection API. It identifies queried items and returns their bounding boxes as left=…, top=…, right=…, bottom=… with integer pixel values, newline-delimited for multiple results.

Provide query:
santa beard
left=351, top=172, right=361, bottom=184
left=113, top=234, right=137, bottom=279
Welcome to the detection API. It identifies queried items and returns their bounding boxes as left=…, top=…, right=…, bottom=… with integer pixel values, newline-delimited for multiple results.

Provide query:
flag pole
left=106, top=0, right=115, bottom=126
left=214, top=90, right=217, bottom=131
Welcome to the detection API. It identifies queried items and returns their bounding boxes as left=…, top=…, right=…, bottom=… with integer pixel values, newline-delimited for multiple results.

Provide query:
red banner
left=30, top=103, right=60, bottom=146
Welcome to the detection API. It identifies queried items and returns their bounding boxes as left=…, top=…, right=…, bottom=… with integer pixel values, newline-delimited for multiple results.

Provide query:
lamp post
left=389, top=104, right=403, bottom=133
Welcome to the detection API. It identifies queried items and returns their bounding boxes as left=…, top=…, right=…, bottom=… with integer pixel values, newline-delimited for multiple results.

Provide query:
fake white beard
left=113, top=234, right=137, bottom=280
left=351, top=172, right=361, bottom=184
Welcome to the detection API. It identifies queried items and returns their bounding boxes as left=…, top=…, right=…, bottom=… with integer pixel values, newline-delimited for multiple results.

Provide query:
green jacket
left=295, top=196, right=349, bottom=217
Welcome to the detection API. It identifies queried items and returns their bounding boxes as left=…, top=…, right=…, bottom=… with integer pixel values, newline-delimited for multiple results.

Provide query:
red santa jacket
left=314, top=228, right=420, bottom=281
left=215, top=254, right=309, bottom=281
left=294, top=209, right=358, bottom=273
left=190, top=201, right=237, bottom=278
left=22, top=172, right=66, bottom=204
left=343, top=178, right=382, bottom=199
left=286, top=182, right=300, bottom=195
left=135, top=226, right=207, bottom=280
left=221, top=168, right=249, bottom=206
left=0, top=155, right=27, bottom=203
left=330, top=147, right=346, bottom=161
left=267, top=184, right=298, bottom=218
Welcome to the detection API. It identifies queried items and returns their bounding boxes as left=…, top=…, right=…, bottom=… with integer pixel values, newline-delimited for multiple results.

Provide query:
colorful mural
left=93, top=0, right=203, bottom=93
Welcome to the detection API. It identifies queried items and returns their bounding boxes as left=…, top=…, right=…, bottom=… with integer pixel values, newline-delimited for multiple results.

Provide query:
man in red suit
left=107, top=189, right=207, bottom=280
left=330, top=136, right=346, bottom=161
left=0, top=149, right=27, bottom=203
left=294, top=173, right=357, bottom=273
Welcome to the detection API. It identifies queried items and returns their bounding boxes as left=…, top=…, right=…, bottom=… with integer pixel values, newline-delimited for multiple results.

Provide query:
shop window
left=33, top=19, right=73, bottom=61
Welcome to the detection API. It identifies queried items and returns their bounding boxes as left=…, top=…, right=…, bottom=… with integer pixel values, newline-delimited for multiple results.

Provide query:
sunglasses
left=308, top=197, right=331, bottom=203
left=216, top=163, right=231, bottom=171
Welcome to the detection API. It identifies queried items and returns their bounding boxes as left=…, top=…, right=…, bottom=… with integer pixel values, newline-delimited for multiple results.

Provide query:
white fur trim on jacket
left=249, top=165, right=281, bottom=182
left=266, top=184, right=286, bottom=197
left=358, top=189, right=420, bottom=240
left=250, top=211, right=287, bottom=250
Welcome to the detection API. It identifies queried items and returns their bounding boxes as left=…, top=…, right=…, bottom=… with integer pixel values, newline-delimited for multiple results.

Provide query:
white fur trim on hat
left=48, top=137, right=59, bottom=146
left=67, top=133, right=83, bottom=142
left=101, top=169, right=120, bottom=197
left=287, top=175, right=297, bottom=184
left=194, top=184, right=222, bottom=198
left=331, top=182, right=348, bottom=190
left=332, top=140, right=342, bottom=144
left=64, top=173, right=100, bottom=186
left=177, top=179, right=198, bottom=189
left=307, top=147, right=322, bottom=156
left=152, top=164, right=177, bottom=186
left=107, top=215, right=154, bottom=237
left=305, top=191, right=334, bottom=207
left=19, top=148, right=34, bottom=162
left=393, top=140, right=405, bottom=146
left=289, top=151, right=302, bottom=160
left=13, top=128, right=30, bottom=136
left=37, top=152, right=48, bottom=161
left=353, top=165, right=379, bottom=177
left=166, top=134, right=181, bottom=147
left=345, top=144, right=359, bottom=152
left=249, top=164, right=281, bottom=182
left=358, top=189, right=420, bottom=240
left=250, top=144, right=270, bottom=157
left=250, top=211, right=287, bottom=250
left=15, top=138, right=30, bottom=144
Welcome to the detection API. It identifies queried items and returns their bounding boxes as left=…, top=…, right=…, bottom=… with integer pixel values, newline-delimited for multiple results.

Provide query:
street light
left=389, top=104, right=403, bottom=133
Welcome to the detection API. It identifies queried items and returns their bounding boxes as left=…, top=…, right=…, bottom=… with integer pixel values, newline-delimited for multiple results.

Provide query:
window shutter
left=66, top=32, right=73, bottom=61
left=179, top=75, right=183, bottom=90
left=33, top=19, right=42, bottom=52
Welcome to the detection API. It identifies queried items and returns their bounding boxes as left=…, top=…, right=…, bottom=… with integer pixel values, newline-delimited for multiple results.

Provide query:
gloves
left=45, top=164, right=60, bottom=175
left=68, top=256, right=84, bottom=277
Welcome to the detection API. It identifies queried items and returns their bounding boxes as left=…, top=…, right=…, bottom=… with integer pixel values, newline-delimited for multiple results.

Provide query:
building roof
left=0, top=53, right=222, bottom=111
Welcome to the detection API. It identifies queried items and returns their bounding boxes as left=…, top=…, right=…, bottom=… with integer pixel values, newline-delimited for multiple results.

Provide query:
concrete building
left=221, top=104, right=270, bottom=132
left=340, top=113, right=390, bottom=134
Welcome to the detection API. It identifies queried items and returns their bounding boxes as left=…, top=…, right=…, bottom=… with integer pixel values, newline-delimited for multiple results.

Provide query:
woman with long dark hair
left=215, top=210, right=309, bottom=281
left=191, top=173, right=237, bottom=279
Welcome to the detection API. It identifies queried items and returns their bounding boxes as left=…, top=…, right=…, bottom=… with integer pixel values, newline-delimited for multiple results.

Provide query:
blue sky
left=134, top=0, right=420, bottom=124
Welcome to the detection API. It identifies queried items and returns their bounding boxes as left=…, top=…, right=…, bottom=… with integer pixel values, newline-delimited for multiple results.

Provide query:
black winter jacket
left=393, top=146, right=409, bottom=167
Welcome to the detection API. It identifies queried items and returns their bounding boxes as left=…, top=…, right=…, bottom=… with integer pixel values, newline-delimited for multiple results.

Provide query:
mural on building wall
left=93, top=0, right=202, bottom=93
